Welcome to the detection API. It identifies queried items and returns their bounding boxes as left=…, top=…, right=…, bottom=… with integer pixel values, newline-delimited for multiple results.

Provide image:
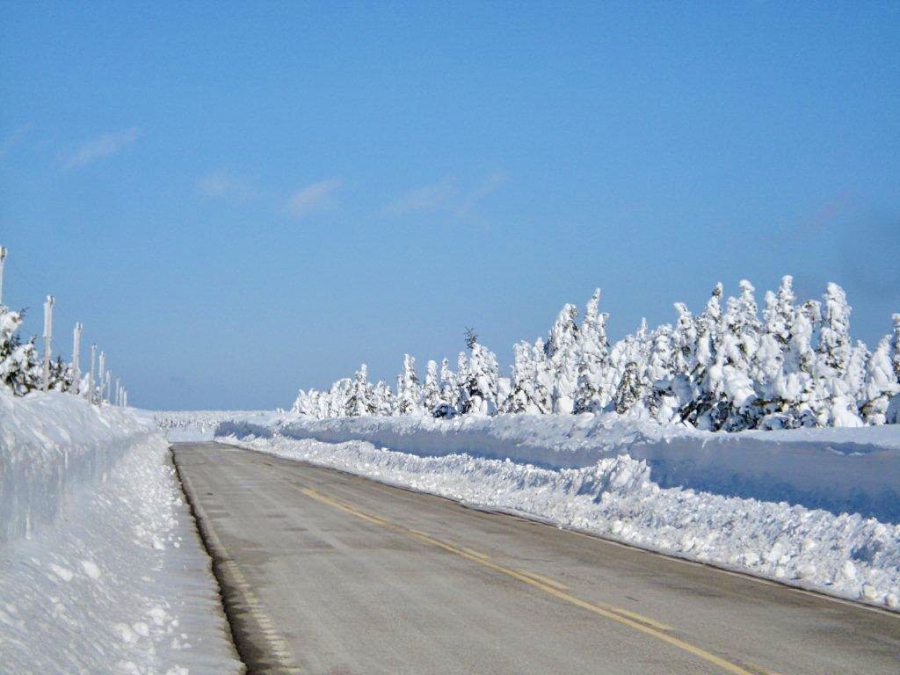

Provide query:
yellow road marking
left=300, top=487, right=762, bottom=675
left=514, top=568, right=571, bottom=591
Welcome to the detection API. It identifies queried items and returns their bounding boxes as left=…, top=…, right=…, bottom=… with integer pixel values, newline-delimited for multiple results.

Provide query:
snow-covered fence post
left=0, top=246, right=7, bottom=305
left=42, top=295, right=55, bottom=391
left=88, top=344, right=96, bottom=403
left=98, top=351, right=106, bottom=405
left=115, top=377, right=120, bottom=406
left=72, top=322, right=82, bottom=395
left=122, top=388, right=127, bottom=408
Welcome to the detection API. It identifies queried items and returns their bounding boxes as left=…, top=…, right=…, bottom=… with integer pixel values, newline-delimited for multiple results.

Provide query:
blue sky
left=1, top=2, right=898, bottom=410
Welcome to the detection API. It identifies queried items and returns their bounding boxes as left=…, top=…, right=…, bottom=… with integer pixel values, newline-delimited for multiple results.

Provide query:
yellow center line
left=299, top=487, right=764, bottom=675
left=513, top=568, right=571, bottom=591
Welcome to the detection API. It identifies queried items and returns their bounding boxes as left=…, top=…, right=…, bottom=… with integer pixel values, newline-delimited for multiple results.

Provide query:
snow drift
left=217, top=412, right=900, bottom=522
left=0, top=390, right=242, bottom=674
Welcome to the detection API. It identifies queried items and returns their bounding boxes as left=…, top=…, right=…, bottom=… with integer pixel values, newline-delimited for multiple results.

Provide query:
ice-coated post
left=88, top=344, right=96, bottom=402
left=42, top=295, right=55, bottom=391
left=115, top=378, right=120, bottom=406
left=122, top=389, right=128, bottom=408
left=0, top=246, right=7, bottom=306
left=72, top=323, right=82, bottom=395
left=98, top=351, right=106, bottom=405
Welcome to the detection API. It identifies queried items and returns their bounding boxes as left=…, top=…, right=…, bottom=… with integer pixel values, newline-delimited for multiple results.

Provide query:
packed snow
left=0, top=390, right=242, bottom=674
left=213, top=412, right=900, bottom=611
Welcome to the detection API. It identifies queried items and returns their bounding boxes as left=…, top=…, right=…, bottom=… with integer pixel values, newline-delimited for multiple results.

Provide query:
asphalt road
left=172, top=442, right=900, bottom=675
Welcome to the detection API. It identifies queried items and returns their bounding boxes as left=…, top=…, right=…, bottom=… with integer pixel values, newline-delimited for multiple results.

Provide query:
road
left=172, top=442, right=900, bottom=675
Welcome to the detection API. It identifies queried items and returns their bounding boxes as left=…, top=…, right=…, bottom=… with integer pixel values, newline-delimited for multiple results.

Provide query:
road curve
left=172, top=442, right=900, bottom=675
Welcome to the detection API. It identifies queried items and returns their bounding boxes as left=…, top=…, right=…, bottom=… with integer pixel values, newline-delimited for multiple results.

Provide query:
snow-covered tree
left=458, top=342, right=500, bottom=416
left=892, top=314, right=900, bottom=381
left=573, top=289, right=610, bottom=414
left=545, top=303, right=579, bottom=414
left=860, top=337, right=900, bottom=425
left=0, top=305, right=40, bottom=396
left=420, top=359, right=443, bottom=416
left=395, top=354, right=421, bottom=416
left=373, top=381, right=395, bottom=416
left=433, top=358, right=458, bottom=418
left=345, top=364, right=375, bottom=416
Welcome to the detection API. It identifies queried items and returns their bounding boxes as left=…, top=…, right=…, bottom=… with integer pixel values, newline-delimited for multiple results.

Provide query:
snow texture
left=221, top=428, right=900, bottom=612
left=0, top=390, right=242, bottom=674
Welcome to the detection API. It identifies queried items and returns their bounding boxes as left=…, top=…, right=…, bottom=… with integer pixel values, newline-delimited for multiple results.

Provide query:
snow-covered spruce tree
left=395, top=354, right=421, bottom=416
left=753, top=279, right=795, bottom=423
left=503, top=341, right=543, bottom=413
left=706, top=289, right=759, bottom=431
left=434, top=357, right=458, bottom=418
left=892, top=314, right=900, bottom=381
left=860, top=336, right=900, bottom=425
left=544, top=303, right=580, bottom=414
left=326, top=378, right=352, bottom=418
left=813, top=284, right=863, bottom=427
left=420, top=359, right=443, bottom=416
left=345, top=364, right=375, bottom=416
left=0, top=305, right=40, bottom=396
left=573, top=289, right=610, bottom=414
left=48, top=355, right=74, bottom=393
left=608, top=320, right=651, bottom=417
left=646, top=323, right=683, bottom=424
left=531, top=338, right=554, bottom=414
left=458, top=342, right=500, bottom=416
left=373, top=380, right=395, bottom=416
left=679, top=283, right=723, bottom=429
left=614, top=361, right=647, bottom=415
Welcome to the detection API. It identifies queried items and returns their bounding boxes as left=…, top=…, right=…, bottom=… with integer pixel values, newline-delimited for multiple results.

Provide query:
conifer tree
left=459, top=342, right=500, bottom=416
left=346, top=364, right=375, bottom=416
left=573, top=289, right=610, bottom=413
left=0, top=305, right=40, bottom=396
left=545, top=304, right=579, bottom=413
left=860, top=337, right=899, bottom=425
left=395, top=354, right=421, bottom=415
left=373, top=381, right=395, bottom=416
left=420, top=359, right=443, bottom=416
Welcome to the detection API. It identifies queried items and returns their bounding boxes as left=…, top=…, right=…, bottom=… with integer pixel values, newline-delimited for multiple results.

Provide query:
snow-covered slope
left=0, top=390, right=242, bottom=674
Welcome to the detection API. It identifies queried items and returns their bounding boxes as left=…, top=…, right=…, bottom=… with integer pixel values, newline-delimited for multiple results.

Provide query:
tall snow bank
left=225, top=434, right=900, bottom=612
left=0, top=389, right=154, bottom=543
left=0, top=390, right=242, bottom=674
left=217, top=413, right=900, bottom=522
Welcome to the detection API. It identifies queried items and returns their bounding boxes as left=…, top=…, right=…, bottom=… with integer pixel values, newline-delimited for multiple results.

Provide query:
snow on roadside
left=224, top=432, right=900, bottom=612
left=217, top=413, right=900, bottom=521
left=0, top=391, right=243, bottom=674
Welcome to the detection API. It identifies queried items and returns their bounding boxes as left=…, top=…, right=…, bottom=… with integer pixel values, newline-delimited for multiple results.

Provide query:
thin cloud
left=59, top=128, right=139, bottom=169
left=384, top=171, right=507, bottom=221
left=383, top=176, right=456, bottom=216
left=0, top=123, right=33, bottom=161
left=285, top=179, right=342, bottom=219
left=197, top=169, right=256, bottom=200
left=457, top=171, right=508, bottom=217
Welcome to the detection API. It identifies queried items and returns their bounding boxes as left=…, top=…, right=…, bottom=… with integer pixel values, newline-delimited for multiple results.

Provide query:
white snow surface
left=0, top=390, right=242, bottom=674
left=224, top=431, right=900, bottom=612
left=217, top=412, right=900, bottom=521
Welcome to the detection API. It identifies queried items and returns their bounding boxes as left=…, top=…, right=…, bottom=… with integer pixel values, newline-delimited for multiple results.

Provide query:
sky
left=1, top=2, right=898, bottom=410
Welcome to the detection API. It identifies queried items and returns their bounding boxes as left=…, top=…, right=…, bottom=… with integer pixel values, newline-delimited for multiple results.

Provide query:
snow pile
left=224, top=432, right=900, bottom=611
left=0, top=390, right=242, bottom=674
left=218, top=412, right=900, bottom=522
left=154, top=410, right=269, bottom=442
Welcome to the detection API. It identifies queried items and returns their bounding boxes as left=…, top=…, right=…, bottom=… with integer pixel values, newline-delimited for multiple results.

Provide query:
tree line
left=292, top=277, right=900, bottom=430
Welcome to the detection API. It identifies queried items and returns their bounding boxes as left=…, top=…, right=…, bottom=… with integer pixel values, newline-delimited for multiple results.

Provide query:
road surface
left=172, top=442, right=900, bottom=675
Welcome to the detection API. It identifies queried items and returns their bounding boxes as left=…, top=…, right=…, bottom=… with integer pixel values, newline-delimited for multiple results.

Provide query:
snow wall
left=216, top=413, right=900, bottom=523
left=0, top=389, right=155, bottom=544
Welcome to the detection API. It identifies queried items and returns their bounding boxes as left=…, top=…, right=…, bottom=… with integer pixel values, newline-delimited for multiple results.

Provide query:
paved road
left=172, top=442, right=900, bottom=675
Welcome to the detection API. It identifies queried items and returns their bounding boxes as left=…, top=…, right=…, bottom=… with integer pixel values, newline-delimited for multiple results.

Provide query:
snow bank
left=155, top=410, right=269, bottom=442
left=224, top=433, right=900, bottom=612
left=0, top=390, right=242, bottom=674
left=216, top=413, right=900, bottom=522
